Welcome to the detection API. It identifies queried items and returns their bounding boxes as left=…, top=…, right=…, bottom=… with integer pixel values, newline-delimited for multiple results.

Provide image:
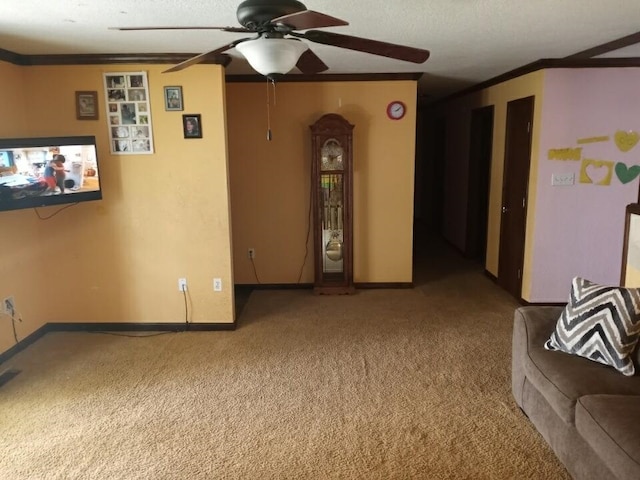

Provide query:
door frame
left=497, top=96, right=535, bottom=299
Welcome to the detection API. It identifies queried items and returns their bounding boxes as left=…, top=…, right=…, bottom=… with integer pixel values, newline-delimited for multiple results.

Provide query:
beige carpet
left=0, top=240, right=570, bottom=479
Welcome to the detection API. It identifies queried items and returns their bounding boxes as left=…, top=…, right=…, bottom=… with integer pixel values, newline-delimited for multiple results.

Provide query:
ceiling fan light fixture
left=236, top=37, right=308, bottom=77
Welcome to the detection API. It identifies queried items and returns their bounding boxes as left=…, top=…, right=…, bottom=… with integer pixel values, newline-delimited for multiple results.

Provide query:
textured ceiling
left=2, top=0, right=640, bottom=99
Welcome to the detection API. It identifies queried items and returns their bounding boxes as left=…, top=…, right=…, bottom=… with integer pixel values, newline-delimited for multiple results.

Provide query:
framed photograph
left=76, top=91, right=98, bottom=120
left=183, top=114, right=202, bottom=139
left=103, top=72, right=154, bottom=154
left=164, top=86, right=183, bottom=111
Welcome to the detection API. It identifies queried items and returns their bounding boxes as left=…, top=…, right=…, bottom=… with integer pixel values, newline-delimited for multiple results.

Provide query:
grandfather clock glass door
left=311, top=114, right=355, bottom=294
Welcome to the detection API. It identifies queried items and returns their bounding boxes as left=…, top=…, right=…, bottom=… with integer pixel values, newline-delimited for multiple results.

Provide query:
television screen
left=0, top=135, right=102, bottom=212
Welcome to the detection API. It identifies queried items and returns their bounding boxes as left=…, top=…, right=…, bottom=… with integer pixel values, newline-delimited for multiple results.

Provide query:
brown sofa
left=512, top=306, right=640, bottom=479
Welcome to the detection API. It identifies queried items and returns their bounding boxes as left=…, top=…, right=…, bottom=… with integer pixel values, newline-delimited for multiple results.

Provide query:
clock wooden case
left=310, top=113, right=355, bottom=294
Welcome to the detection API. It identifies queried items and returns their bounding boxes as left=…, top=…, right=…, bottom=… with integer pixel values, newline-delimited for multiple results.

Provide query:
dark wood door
left=466, top=105, right=494, bottom=262
left=498, top=96, right=534, bottom=299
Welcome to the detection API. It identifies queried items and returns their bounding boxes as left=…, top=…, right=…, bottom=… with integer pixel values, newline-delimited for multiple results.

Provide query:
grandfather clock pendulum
left=310, top=113, right=355, bottom=294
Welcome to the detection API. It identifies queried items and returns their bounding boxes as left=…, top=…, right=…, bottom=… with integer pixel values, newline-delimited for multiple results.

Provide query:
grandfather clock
left=310, top=113, right=355, bottom=294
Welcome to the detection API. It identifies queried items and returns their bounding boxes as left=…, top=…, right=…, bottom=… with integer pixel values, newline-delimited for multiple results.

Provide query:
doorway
left=430, top=116, right=446, bottom=233
left=498, top=96, right=534, bottom=299
left=466, top=105, right=494, bottom=262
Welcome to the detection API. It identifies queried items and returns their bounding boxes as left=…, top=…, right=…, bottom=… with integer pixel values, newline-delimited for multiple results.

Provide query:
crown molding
left=0, top=48, right=26, bottom=65
left=0, top=50, right=231, bottom=67
left=428, top=57, right=640, bottom=107
left=0, top=49, right=422, bottom=83
left=565, top=30, right=640, bottom=59
left=3, top=48, right=638, bottom=103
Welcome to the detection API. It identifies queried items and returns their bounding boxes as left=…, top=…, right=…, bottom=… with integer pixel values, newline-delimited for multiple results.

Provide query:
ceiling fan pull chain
left=272, top=78, right=277, bottom=107
left=266, top=78, right=272, bottom=141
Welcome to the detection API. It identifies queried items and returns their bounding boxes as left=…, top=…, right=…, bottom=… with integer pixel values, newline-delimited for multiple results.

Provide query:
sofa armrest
left=512, top=306, right=564, bottom=408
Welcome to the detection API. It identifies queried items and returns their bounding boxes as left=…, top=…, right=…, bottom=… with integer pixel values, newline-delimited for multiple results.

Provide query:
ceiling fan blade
left=296, top=49, right=329, bottom=74
left=272, top=10, right=348, bottom=30
left=163, top=39, right=248, bottom=73
left=110, top=26, right=251, bottom=33
left=301, top=30, right=430, bottom=64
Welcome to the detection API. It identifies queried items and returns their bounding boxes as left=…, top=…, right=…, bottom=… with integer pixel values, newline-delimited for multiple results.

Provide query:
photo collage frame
left=103, top=72, right=154, bottom=154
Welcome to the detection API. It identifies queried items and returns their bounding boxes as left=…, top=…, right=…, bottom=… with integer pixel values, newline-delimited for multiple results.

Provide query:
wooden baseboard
left=0, top=367, right=21, bottom=387
left=47, top=322, right=235, bottom=332
left=484, top=270, right=498, bottom=282
left=0, top=321, right=235, bottom=364
left=0, top=323, right=52, bottom=364
left=236, top=283, right=313, bottom=290
left=354, top=282, right=413, bottom=289
left=237, top=282, right=413, bottom=290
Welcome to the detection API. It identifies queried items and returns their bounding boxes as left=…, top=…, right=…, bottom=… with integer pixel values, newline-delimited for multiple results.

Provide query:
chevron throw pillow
left=545, top=277, right=640, bottom=376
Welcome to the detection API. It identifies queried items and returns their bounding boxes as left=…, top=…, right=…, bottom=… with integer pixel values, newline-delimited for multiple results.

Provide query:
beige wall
left=0, top=62, right=28, bottom=136
left=434, top=71, right=545, bottom=297
left=0, top=62, right=30, bottom=354
left=0, top=62, right=234, bottom=355
left=227, top=80, right=417, bottom=284
left=1, top=67, right=419, bottom=357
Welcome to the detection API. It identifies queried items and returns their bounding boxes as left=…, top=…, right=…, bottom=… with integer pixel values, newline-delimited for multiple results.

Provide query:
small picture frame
left=75, top=91, right=98, bottom=120
left=183, top=114, right=202, bottom=139
left=164, top=86, right=183, bottom=111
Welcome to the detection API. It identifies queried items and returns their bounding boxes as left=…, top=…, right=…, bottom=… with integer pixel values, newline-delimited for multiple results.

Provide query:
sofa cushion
left=576, top=395, right=640, bottom=480
left=517, top=306, right=640, bottom=424
left=545, top=277, right=640, bottom=376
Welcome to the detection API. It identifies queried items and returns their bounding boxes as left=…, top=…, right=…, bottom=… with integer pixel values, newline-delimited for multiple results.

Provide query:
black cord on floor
left=5, top=287, right=187, bottom=341
left=79, top=288, right=188, bottom=337
left=182, top=288, right=188, bottom=330
left=88, top=331, right=176, bottom=338
left=2, top=306, right=23, bottom=344
left=297, top=162, right=314, bottom=283
left=250, top=257, right=262, bottom=284
left=10, top=311, right=21, bottom=344
left=13, top=286, right=189, bottom=340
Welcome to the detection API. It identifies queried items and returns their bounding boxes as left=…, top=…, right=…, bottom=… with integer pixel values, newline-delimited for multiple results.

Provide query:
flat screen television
left=0, top=135, right=102, bottom=212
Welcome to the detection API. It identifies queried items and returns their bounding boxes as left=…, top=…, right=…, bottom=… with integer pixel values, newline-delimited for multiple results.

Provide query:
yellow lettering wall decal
left=614, top=130, right=640, bottom=152
left=580, top=159, right=614, bottom=185
left=576, top=135, right=610, bottom=144
left=548, top=147, right=582, bottom=161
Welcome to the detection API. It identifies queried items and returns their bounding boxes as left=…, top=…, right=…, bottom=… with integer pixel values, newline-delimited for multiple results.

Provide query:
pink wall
left=530, top=68, right=640, bottom=301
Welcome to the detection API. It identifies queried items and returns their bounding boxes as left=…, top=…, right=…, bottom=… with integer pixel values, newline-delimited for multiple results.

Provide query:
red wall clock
left=386, top=101, right=406, bottom=120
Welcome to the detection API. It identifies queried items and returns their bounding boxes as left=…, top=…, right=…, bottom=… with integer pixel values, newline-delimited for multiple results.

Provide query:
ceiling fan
left=113, top=0, right=430, bottom=79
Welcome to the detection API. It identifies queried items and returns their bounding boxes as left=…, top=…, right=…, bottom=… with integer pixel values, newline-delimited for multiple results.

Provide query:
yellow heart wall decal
left=614, top=130, right=640, bottom=152
left=580, top=159, right=614, bottom=185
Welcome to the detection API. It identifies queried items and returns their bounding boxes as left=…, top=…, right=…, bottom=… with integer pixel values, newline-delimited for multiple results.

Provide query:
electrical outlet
left=178, top=278, right=187, bottom=292
left=3, top=296, right=15, bottom=315
left=213, top=278, right=222, bottom=292
left=248, top=248, right=255, bottom=259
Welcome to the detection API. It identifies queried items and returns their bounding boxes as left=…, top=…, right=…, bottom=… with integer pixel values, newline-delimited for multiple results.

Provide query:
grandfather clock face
left=321, top=139, right=344, bottom=170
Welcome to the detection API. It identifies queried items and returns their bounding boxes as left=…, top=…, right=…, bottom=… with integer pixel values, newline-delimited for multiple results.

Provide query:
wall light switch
left=551, top=173, right=575, bottom=186
left=213, top=278, right=222, bottom=292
